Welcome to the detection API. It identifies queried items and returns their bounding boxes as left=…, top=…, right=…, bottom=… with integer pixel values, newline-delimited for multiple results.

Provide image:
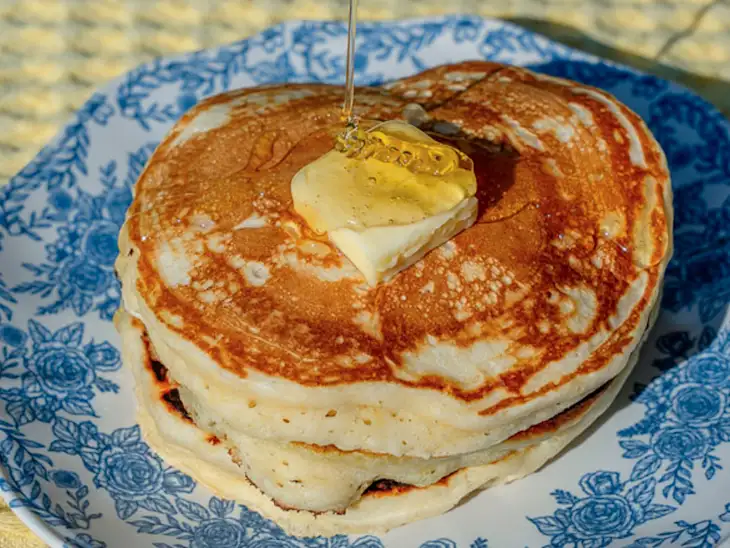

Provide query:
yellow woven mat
left=1, top=0, right=728, bottom=545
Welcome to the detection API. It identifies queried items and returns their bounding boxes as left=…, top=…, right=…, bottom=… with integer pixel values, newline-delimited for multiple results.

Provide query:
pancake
left=116, top=61, right=672, bottom=462
left=117, top=300, right=655, bottom=536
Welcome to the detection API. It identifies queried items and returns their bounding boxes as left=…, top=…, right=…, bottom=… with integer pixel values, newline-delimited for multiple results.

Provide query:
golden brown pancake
left=116, top=62, right=671, bottom=463
left=117, top=300, right=655, bottom=536
left=115, top=60, right=672, bottom=535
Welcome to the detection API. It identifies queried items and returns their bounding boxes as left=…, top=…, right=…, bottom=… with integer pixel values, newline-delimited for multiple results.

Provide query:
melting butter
left=291, top=120, right=477, bottom=233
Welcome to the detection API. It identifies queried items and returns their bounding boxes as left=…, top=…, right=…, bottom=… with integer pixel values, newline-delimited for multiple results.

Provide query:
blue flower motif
left=128, top=493, right=393, bottom=548
left=0, top=320, right=120, bottom=426
left=651, top=426, right=709, bottom=460
left=668, top=144, right=694, bottom=171
left=12, top=144, right=156, bottom=320
left=50, top=420, right=195, bottom=520
left=570, top=495, right=635, bottom=538
left=192, top=517, right=246, bottom=548
left=686, top=353, right=730, bottom=386
left=619, top=332, right=730, bottom=504
left=580, top=471, right=623, bottom=496
left=669, top=385, right=725, bottom=427
left=52, top=470, right=81, bottom=489
left=29, top=343, right=97, bottom=398
left=82, top=221, right=121, bottom=269
left=97, top=448, right=165, bottom=501
left=529, top=472, right=674, bottom=546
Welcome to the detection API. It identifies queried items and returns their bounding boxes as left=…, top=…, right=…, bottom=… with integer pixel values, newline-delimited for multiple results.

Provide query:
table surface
left=1, top=0, right=728, bottom=545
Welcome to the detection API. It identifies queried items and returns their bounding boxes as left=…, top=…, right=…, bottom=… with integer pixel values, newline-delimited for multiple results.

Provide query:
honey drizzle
left=342, top=0, right=358, bottom=129
left=335, top=0, right=469, bottom=179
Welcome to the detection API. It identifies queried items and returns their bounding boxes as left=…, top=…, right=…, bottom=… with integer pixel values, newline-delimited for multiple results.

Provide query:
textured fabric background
left=0, top=0, right=728, bottom=545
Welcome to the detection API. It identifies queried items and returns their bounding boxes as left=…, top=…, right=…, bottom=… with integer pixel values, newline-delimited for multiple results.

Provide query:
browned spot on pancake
left=162, top=388, right=193, bottom=423
left=362, top=478, right=414, bottom=495
left=289, top=441, right=390, bottom=458
left=270, top=498, right=341, bottom=515
left=130, top=317, right=144, bottom=330
left=139, top=332, right=192, bottom=423
left=149, top=359, right=167, bottom=383
left=361, top=469, right=465, bottom=499
left=509, top=383, right=607, bottom=441
left=125, top=61, right=670, bottom=406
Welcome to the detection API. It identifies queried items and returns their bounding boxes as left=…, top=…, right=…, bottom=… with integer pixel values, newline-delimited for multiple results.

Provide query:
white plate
left=2, top=15, right=730, bottom=548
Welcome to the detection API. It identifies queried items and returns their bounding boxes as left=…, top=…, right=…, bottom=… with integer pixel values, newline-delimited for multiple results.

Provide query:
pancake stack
left=114, top=61, right=673, bottom=536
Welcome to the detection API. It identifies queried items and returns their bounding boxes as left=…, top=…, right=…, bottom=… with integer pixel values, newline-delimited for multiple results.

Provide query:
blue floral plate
left=2, top=15, right=730, bottom=548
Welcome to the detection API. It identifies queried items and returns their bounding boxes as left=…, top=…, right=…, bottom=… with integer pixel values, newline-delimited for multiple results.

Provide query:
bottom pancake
left=115, top=303, right=657, bottom=537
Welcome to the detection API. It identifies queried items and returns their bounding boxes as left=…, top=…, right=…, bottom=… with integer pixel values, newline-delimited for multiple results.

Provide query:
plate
left=2, top=15, right=730, bottom=548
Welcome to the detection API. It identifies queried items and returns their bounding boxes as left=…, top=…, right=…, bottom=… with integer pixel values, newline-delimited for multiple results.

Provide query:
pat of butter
left=291, top=120, right=478, bottom=285
left=330, top=197, right=477, bottom=285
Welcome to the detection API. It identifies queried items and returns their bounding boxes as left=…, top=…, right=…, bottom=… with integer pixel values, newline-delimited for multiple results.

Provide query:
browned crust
left=124, top=61, right=670, bottom=404
left=140, top=328, right=610, bottom=460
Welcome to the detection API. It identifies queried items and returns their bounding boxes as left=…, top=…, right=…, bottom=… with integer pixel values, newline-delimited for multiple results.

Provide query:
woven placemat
left=1, top=0, right=728, bottom=545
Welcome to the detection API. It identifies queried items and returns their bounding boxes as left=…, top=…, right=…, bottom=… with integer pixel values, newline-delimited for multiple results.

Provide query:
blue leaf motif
left=621, top=440, right=651, bottom=459
left=582, top=538, right=612, bottom=548
left=698, top=326, right=718, bottom=352
left=48, top=440, right=77, bottom=455
left=77, top=421, right=99, bottom=447
left=115, top=499, right=138, bottom=520
left=60, top=398, right=95, bottom=417
left=551, top=489, right=580, bottom=505
left=27, top=320, right=52, bottom=346
left=631, top=455, right=662, bottom=481
left=93, top=377, right=119, bottom=394
left=626, top=478, right=656, bottom=508
left=208, top=497, right=235, bottom=518
left=528, top=515, right=565, bottom=535
left=175, top=497, right=210, bottom=522
left=110, top=426, right=141, bottom=449
left=52, top=417, right=80, bottom=445
left=138, top=495, right=175, bottom=515
left=643, top=504, right=675, bottom=521
left=53, top=323, right=84, bottom=347
left=699, top=293, right=729, bottom=324
left=6, top=400, right=34, bottom=426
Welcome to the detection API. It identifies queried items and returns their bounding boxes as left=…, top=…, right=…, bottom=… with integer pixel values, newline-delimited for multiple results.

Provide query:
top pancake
left=117, top=61, right=672, bottom=456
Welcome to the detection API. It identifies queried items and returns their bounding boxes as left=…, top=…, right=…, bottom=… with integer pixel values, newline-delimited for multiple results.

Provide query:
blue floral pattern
left=613, top=330, right=730, bottom=505
left=49, top=420, right=194, bottom=520
left=0, top=95, right=113, bottom=254
left=13, top=144, right=156, bottom=319
left=0, top=320, right=120, bottom=427
left=529, top=471, right=675, bottom=546
left=0, top=15, right=729, bottom=547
